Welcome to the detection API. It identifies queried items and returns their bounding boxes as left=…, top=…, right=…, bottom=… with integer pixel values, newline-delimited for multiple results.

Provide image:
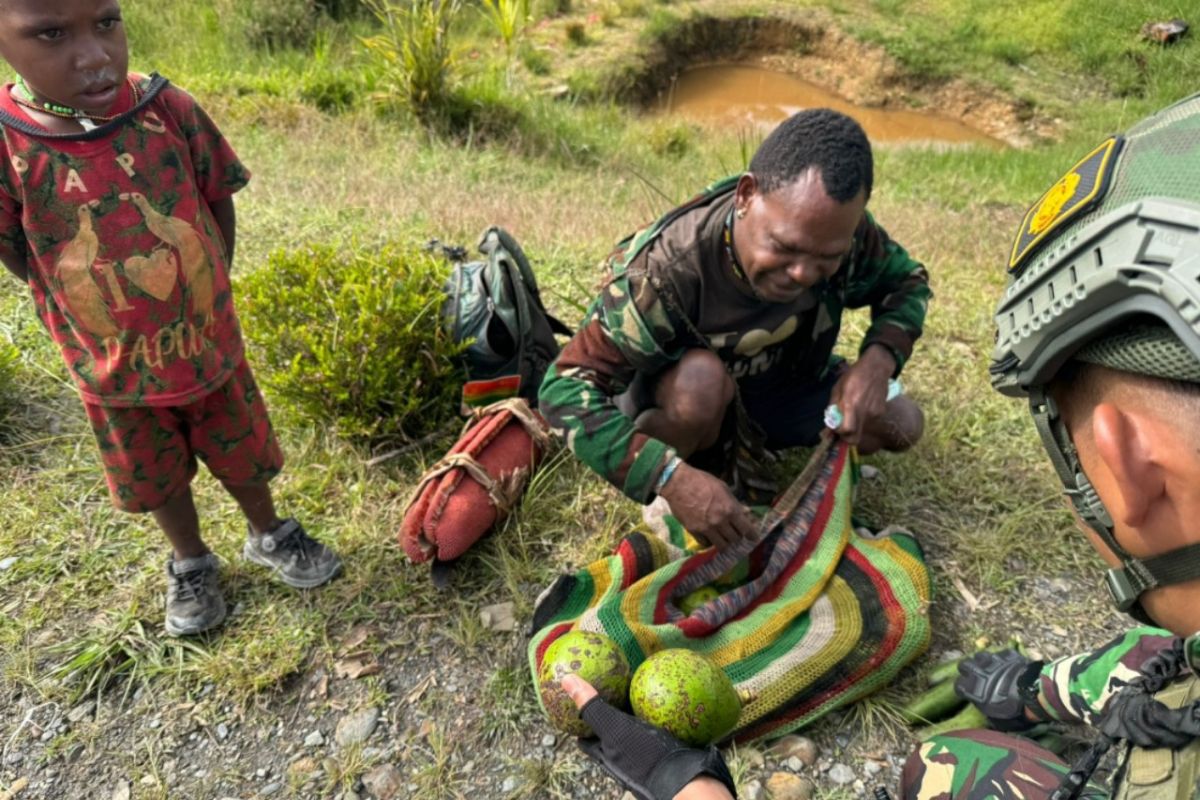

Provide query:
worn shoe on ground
left=243, top=518, right=342, bottom=588
left=165, top=553, right=226, bottom=636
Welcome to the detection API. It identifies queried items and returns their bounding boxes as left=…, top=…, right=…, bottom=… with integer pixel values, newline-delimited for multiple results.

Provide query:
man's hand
left=560, top=674, right=737, bottom=800
left=829, top=345, right=895, bottom=446
left=659, top=462, right=756, bottom=551
left=954, top=649, right=1043, bottom=732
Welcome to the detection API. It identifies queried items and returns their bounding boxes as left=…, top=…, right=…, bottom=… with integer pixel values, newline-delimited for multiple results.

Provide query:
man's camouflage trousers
left=900, top=729, right=1106, bottom=799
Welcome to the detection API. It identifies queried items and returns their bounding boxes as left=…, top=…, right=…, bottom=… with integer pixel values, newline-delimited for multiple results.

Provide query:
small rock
left=288, top=757, right=318, bottom=777
left=864, top=760, right=883, bottom=777
left=303, top=730, right=325, bottom=747
left=834, top=733, right=851, bottom=749
left=67, top=702, right=96, bottom=723
left=216, top=723, right=229, bottom=741
left=853, top=779, right=866, bottom=794
left=0, top=556, right=18, bottom=570
left=148, top=718, right=161, bottom=729
left=110, top=781, right=131, bottom=800
left=768, top=735, right=818, bottom=767
left=765, top=772, right=813, bottom=800
left=501, top=777, right=517, bottom=793
left=743, top=778, right=764, bottom=800
left=335, top=708, right=381, bottom=748
left=786, top=757, right=804, bottom=772
left=828, top=763, right=855, bottom=786
left=479, top=601, right=517, bottom=632
left=261, top=781, right=281, bottom=796
left=256, top=767, right=269, bottom=778
left=540, top=734, right=556, bottom=748
left=362, top=764, right=403, bottom=800
left=741, top=747, right=765, bottom=769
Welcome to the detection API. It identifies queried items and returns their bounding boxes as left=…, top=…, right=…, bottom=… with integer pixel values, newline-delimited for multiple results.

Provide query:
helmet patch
left=1009, top=136, right=1123, bottom=275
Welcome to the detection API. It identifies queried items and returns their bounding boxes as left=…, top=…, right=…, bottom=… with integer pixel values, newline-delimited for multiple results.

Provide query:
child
left=0, top=0, right=341, bottom=636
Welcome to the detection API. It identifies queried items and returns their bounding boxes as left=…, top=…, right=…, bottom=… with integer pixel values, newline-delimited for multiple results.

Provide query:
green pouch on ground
left=528, top=438, right=932, bottom=744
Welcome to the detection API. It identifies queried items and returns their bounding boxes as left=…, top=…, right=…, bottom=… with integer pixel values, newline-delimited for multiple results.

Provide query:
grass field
left=0, top=0, right=1195, bottom=796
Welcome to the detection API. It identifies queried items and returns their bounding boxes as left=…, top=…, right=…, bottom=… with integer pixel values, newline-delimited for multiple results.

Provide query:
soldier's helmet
left=990, top=92, right=1200, bottom=616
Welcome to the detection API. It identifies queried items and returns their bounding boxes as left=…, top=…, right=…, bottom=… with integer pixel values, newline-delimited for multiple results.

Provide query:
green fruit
left=679, top=586, right=720, bottom=615
left=630, top=649, right=741, bottom=746
left=537, top=630, right=631, bottom=736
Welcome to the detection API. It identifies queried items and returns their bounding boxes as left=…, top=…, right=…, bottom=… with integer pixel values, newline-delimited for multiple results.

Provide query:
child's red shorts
left=84, top=360, right=284, bottom=513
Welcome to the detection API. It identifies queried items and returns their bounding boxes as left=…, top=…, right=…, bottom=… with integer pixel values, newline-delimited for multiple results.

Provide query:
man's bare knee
left=656, top=350, right=734, bottom=429
left=858, top=396, right=924, bottom=454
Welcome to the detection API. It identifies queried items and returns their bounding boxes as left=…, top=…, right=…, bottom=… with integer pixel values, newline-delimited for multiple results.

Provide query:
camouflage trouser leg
left=900, top=729, right=1107, bottom=800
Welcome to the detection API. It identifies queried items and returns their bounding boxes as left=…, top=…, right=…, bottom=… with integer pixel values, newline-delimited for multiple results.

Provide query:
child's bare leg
left=222, top=480, right=281, bottom=534
left=151, top=487, right=210, bottom=560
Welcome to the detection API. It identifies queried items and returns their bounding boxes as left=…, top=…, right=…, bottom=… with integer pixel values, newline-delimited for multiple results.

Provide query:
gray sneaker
left=165, top=553, right=227, bottom=636
left=243, top=518, right=342, bottom=589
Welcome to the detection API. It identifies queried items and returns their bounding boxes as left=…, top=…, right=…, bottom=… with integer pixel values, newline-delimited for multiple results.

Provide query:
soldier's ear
left=1090, top=402, right=1163, bottom=530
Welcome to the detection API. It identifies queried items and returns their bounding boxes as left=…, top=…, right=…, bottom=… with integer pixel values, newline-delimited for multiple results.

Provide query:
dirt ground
left=0, top=471, right=1122, bottom=800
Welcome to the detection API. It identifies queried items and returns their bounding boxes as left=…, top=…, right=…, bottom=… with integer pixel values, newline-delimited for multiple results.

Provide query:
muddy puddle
left=660, top=64, right=1002, bottom=147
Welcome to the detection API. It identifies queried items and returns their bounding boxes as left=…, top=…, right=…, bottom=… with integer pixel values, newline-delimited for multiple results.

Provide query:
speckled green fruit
left=538, top=630, right=631, bottom=736
left=679, top=586, right=720, bottom=615
left=630, top=649, right=741, bottom=746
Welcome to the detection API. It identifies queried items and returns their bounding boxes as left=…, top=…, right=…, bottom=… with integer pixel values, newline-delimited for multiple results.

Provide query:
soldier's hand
left=659, top=462, right=756, bottom=551
left=829, top=346, right=894, bottom=445
left=954, top=649, right=1043, bottom=732
left=560, top=674, right=737, bottom=800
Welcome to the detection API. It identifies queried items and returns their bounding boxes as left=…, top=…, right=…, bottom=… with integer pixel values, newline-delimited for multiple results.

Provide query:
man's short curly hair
left=748, top=109, right=873, bottom=202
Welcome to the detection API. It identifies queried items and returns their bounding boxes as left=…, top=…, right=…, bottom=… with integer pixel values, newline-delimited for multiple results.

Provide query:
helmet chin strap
left=1029, top=388, right=1200, bottom=623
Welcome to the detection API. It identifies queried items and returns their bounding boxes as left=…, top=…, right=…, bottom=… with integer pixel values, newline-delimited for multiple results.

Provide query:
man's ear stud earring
left=735, top=208, right=746, bottom=219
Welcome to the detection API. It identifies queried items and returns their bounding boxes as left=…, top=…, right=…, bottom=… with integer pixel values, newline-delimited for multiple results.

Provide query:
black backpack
left=440, top=227, right=572, bottom=410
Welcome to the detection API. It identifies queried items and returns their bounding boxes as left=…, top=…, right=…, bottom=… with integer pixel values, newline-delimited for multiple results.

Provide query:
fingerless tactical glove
left=955, top=649, right=1044, bottom=732
left=577, top=695, right=737, bottom=800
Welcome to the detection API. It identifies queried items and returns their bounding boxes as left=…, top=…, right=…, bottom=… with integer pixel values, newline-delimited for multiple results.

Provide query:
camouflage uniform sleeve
left=1031, top=626, right=1178, bottom=725
left=538, top=267, right=688, bottom=503
left=842, top=212, right=931, bottom=374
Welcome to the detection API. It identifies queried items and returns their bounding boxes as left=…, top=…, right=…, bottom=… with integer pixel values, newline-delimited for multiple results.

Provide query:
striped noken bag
left=528, top=436, right=932, bottom=744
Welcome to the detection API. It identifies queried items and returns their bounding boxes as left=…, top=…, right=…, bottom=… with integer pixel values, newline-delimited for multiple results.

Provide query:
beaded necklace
left=12, top=76, right=136, bottom=131
left=723, top=207, right=752, bottom=286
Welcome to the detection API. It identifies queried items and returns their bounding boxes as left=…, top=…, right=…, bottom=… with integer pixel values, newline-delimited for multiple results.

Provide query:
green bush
left=299, top=70, right=361, bottom=111
left=361, top=0, right=463, bottom=123
left=437, top=72, right=607, bottom=164
left=236, top=243, right=467, bottom=443
left=240, top=0, right=320, bottom=50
